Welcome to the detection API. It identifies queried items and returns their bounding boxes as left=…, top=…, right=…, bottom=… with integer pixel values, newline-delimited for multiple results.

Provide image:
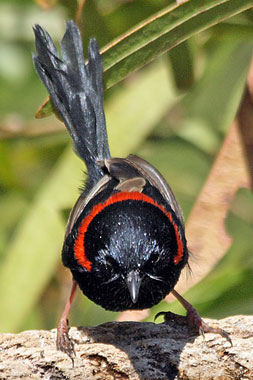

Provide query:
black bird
left=33, top=21, right=231, bottom=360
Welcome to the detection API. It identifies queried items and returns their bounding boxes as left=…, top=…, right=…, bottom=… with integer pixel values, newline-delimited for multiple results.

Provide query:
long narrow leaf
left=36, top=0, right=253, bottom=118
left=102, top=0, right=253, bottom=87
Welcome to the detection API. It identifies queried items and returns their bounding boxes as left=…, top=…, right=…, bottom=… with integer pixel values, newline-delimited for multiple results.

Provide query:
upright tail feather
left=33, top=21, right=110, bottom=184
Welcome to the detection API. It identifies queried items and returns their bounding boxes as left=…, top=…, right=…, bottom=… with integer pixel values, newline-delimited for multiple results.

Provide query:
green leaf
left=168, top=40, right=194, bottom=90
left=102, top=0, right=253, bottom=88
left=35, top=97, right=54, bottom=119
left=0, top=149, right=82, bottom=333
left=177, top=41, right=253, bottom=153
left=36, top=0, right=252, bottom=118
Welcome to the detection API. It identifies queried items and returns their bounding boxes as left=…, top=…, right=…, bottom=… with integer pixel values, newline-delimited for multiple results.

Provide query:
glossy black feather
left=68, top=197, right=187, bottom=311
left=33, top=21, right=110, bottom=185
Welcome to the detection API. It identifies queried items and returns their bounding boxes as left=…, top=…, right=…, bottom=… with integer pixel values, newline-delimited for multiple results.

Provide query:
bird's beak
left=126, top=270, right=142, bottom=304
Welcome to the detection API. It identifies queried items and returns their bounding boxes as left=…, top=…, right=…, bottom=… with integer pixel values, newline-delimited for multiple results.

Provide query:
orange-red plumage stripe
left=73, top=191, right=184, bottom=270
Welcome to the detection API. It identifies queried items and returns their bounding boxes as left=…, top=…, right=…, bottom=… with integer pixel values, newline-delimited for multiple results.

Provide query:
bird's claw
left=155, top=310, right=232, bottom=346
left=56, top=319, right=76, bottom=366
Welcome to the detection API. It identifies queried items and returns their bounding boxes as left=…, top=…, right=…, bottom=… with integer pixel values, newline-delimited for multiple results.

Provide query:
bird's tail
left=33, top=21, right=110, bottom=185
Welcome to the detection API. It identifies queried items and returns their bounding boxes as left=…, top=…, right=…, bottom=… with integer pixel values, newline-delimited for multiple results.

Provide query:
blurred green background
left=0, top=0, right=252, bottom=333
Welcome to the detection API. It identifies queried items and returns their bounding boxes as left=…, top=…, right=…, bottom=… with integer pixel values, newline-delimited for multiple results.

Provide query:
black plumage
left=33, top=21, right=231, bottom=360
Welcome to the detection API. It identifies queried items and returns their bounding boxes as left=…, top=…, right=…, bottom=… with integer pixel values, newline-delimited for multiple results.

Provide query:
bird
left=33, top=20, right=231, bottom=361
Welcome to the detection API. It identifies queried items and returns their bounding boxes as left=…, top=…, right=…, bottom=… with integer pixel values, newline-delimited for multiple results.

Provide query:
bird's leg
left=56, top=280, right=77, bottom=364
left=156, top=289, right=232, bottom=345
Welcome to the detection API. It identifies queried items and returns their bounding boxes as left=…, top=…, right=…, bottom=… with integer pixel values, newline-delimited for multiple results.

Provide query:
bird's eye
left=102, top=256, right=120, bottom=285
left=105, top=255, right=117, bottom=268
left=150, top=252, right=160, bottom=264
